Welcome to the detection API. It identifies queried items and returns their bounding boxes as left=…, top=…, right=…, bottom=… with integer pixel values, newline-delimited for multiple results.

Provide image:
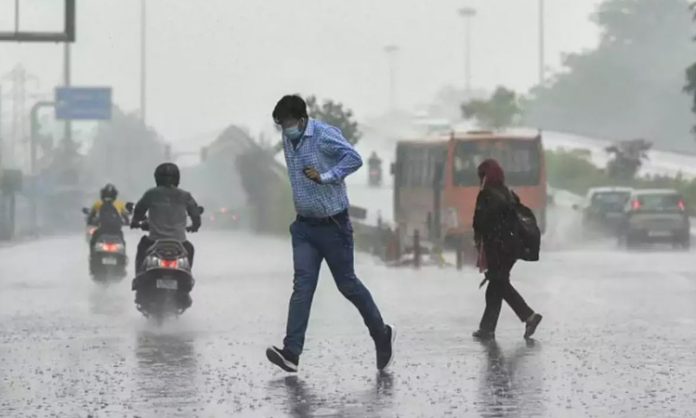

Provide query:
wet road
left=1, top=230, right=695, bottom=417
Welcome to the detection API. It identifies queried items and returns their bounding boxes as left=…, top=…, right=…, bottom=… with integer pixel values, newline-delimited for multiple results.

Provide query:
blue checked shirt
left=282, top=119, right=362, bottom=218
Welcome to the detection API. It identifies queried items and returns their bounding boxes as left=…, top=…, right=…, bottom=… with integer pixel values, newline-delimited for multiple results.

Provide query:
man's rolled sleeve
left=319, top=127, right=362, bottom=184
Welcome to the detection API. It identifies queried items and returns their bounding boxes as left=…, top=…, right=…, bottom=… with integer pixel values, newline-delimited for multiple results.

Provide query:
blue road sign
left=55, top=87, right=112, bottom=120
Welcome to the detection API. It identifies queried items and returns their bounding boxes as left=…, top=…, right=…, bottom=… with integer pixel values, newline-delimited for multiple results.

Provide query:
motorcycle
left=82, top=207, right=128, bottom=282
left=129, top=205, right=203, bottom=323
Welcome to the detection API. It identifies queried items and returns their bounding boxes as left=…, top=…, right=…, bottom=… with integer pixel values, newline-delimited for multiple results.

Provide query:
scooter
left=82, top=207, right=128, bottom=282
left=90, top=233, right=128, bottom=281
left=129, top=206, right=203, bottom=323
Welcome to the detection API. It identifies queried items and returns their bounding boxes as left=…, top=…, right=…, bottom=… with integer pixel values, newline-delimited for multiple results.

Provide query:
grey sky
left=1, top=0, right=602, bottom=143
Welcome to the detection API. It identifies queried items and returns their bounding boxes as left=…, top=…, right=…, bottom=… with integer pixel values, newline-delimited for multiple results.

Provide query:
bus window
left=396, top=145, right=447, bottom=188
left=453, top=140, right=541, bottom=187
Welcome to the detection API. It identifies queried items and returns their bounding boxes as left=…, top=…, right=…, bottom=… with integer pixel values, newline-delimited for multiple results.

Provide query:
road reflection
left=477, top=339, right=543, bottom=418
left=133, top=331, right=199, bottom=411
left=269, top=372, right=394, bottom=418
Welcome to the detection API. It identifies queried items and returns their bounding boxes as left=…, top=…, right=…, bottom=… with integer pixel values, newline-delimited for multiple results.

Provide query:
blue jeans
left=283, top=216, right=386, bottom=356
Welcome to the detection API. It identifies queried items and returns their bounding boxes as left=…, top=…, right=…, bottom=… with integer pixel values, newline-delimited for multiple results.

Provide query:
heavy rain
left=1, top=1, right=696, bottom=417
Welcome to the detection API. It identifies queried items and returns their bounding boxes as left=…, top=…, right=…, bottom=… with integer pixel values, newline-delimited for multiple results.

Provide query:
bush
left=546, top=149, right=696, bottom=215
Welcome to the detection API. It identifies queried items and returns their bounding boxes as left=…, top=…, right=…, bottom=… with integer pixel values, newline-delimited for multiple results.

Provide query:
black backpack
left=98, top=200, right=123, bottom=233
left=509, top=191, right=541, bottom=262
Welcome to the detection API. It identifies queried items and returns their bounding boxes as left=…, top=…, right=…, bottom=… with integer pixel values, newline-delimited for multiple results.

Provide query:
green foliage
left=306, top=96, right=362, bottom=145
left=546, top=149, right=696, bottom=214
left=687, top=63, right=696, bottom=130
left=545, top=149, right=610, bottom=193
left=525, top=0, right=696, bottom=152
left=461, top=86, right=521, bottom=130
left=605, top=139, right=651, bottom=180
left=686, top=3, right=696, bottom=136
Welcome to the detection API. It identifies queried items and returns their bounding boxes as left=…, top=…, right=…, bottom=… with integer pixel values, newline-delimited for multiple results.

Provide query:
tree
left=524, top=0, right=696, bottom=152
left=686, top=3, right=696, bottom=137
left=85, top=107, right=168, bottom=197
left=306, top=96, right=362, bottom=145
left=605, top=138, right=652, bottom=180
left=461, top=86, right=521, bottom=130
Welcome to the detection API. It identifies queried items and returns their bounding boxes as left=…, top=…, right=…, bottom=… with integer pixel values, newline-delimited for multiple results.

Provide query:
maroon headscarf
left=477, top=158, right=505, bottom=188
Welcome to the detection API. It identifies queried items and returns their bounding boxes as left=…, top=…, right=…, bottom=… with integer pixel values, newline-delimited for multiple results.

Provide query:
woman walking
left=472, top=159, right=543, bottom=340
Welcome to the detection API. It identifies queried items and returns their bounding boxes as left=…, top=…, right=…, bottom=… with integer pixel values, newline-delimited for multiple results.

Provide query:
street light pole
left=538, top=0, right=546, bottom=85
left=384, top=45, right=400, bottom=112
left=29, top=101, right=55, bottom=234
left=63, top=43, right=72, bottom=145
left=140, top=0, right=147, bottom=125
left=459, top=7, right=477, bottom=96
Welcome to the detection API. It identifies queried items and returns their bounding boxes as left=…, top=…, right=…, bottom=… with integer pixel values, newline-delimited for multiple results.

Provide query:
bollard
left=456, top=238, right=464, bottom=271
left=426, top=212, right=433, bottom=240
left=394, top=227, right=402, bottom=261
left=413, top=229, right=421, bottom=269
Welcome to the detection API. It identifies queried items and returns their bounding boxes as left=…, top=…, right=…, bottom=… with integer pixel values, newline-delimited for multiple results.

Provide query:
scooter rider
left=130, top=163, right=201, bottom=273
left=367, top=151, right=382, bottom=185
left=88, top=184, right=129, bottom=228
left=88, top=183, right=130, bottom=251
left=368, top=151, right=382, bottom=171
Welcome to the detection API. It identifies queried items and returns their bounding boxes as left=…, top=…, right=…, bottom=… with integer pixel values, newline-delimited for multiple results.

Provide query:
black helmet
left=100, top=183, right=118, bottom=201
left=154, top=162, right=180, bottom=187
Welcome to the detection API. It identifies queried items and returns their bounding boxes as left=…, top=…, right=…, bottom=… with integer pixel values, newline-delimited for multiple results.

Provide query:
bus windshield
left=453, top=139, right=541, bottom=187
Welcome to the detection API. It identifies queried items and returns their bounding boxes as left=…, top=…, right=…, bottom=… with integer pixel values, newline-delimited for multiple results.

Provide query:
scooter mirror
left=125, top=202, right=135, bottom=213
left=81, top=207, right=89, bottom=215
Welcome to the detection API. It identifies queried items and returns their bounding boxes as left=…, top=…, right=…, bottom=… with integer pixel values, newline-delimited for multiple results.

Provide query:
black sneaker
left=472, top=329, right=495, bottom=340
left=376, top=325, right=397, bottom=371
left=524, top=313, right=543, bottom=339
left=266, top=346, right=299, bottom=373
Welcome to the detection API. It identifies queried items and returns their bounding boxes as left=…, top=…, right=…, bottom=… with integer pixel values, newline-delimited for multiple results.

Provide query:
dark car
left=208, top=207, right=243, bottom=230
left=575, top=187, right=632, bottom=236
left=619, top=189, right=690, bottom=249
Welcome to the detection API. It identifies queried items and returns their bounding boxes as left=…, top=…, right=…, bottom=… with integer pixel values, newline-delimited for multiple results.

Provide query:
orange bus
left=392, top=131, right=546, bottom=247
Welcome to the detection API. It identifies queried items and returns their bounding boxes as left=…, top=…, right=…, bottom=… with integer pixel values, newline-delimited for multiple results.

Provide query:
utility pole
left=9, top=66, right=26, bottom=164
left=29, top=101, right=55, bottom=234
left=459, top=7, right=477, bottom=96
left=2, top=65, right=39, bottom=170
left=384, top=45, right=400, bottom=112
left=63, top=43, right=72, bottom=145
left=0, top=85, right=3, bottom=167
left=140, top=0, right=147, bottom=125
left=538, top=0, right=546, bottom=85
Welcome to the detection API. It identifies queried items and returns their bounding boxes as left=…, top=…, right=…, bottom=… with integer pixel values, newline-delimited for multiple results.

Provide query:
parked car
left=619, top=189, right=690, bottom=249
left=574, top=187, right=633, bottom=237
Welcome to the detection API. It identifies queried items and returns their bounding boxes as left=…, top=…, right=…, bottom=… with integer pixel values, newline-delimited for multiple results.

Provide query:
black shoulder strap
left=487, top=186, right=515, bottom=204
left=509, top=189, right=521, bottom=204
